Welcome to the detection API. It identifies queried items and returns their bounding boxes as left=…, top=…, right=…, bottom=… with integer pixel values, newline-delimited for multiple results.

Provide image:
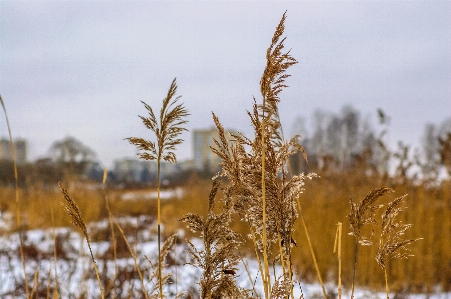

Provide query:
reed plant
left=209, top=12, right=319, bottom=298
left=127, top=78, right=189, bottom=298
left=59, top=181, right=105, bottom=299
left=347, top=187, right=392, bottom=298
left=375, top=194, right=422, bottom=299
left=333, top=222, right=343, bottom=299
left=180, top=178, right=246, bottom=299
left=1, top=95, right=29, bottom=297
left=144, top=234, right=180, bottom=298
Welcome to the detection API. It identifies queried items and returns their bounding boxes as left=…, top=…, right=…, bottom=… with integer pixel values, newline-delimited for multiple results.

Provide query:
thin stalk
left=247, top=218, right=265, bottom=296
left=261, top=117, right=271, bottom=299
left=241, top=253, right=258, bottom=297
left=103, top=168, right=117, bottom=299
left=86, top=237, right=105, bottom=299
left=157, top=160, right=163, bottom=298
left=86, top=236, right=105, bottom=299
left=205, top=227, right=212, bottom=299
left=276, top=232, right=285, bottom=275
left=280, top=164, right=294, bottom=299
left=351, top=240, right=359, bottom=299
left=0, top=96, right=29, bottom=298
left=111, top=215, right=149, bottom=299
left=288, top=160, right=327, bottom=299
left=175, top=236, right=178, bottom=297
left=384, top=268, right=389, bottom=299
left=30, top=269, right=39, bottom=299
left=51, top=205, right=59, bottom=298
left=242, top=184, right=264, bottom=297
left=288, top=252, right=294, bottom=299
left=296, top=197, right=327, bottom=299
left=334, top=222, right=342, bottom=299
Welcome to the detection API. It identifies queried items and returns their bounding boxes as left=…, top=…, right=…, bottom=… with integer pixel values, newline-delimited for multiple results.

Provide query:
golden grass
left=0, top=171, right=448, bottom=295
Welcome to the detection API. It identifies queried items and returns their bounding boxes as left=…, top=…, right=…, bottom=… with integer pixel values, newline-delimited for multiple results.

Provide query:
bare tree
left=49, top=136, right=96, bottom=176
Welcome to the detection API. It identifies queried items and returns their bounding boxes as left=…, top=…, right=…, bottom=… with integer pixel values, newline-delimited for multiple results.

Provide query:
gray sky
left=1, top=1, right=450, bottom=168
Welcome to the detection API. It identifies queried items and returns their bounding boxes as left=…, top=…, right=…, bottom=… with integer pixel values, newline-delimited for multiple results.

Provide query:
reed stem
left=384, top=268, right=389, bottom=299
left=261, top=116, right=270, bottom=299
left=351, top=240, right=359, bottom=299
left=334, top=222, right=342, bottom=299
left=0, top=96, right=29, bottom=298
left=296, top=196, right=327, bottom=299
left=158, top=160, right=163, bottom=298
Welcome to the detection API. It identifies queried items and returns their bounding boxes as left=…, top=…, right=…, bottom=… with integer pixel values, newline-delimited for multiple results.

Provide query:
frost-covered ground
left=120, top=188, right=184, bottom=201
left=0, top=216, right=449, bottom=298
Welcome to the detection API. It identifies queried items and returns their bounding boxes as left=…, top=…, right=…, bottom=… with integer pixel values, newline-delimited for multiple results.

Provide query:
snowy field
left=0, top=215, right=449, bottom=298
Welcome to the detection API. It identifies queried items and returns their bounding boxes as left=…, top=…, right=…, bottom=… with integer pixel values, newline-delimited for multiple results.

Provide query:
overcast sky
left=1, top=1, right=450, bottom=168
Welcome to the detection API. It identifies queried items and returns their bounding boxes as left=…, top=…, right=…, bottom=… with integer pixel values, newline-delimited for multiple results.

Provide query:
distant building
left=145, top=160, right=179, bottom=180
left=113, top=158, right=190, bottom=183
left=193, top=128, right=221, bottom=172
left=113, top=158, right=145, bottom=183
left=0, top=138, right=27, bottom=164
left=192, top=128, right=237, bottom=173
left=177, top=159, right=194, bottom=172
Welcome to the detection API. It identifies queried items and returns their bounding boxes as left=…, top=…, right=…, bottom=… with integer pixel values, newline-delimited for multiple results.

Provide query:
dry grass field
left=0, top=12, right=450, bottom=299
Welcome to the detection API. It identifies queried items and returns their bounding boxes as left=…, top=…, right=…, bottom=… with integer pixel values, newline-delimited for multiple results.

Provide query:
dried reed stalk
left=59, top=182, right=105, bottom=299
left=180, top=178, right=245, bottom=299
left=209, top=12, right=320, bottom=299
left=260, top=123, right=270, bottom=298
left=287, top=156, right=326, bottom=299
left=259, top=12, right=297, bottom=295
left=101, top=168, right=118, bottom=299
left=375, top=194, right=422, bottom=299
left=334, top=222, right=343, bottom=299
left=127, top=78, right=189, bottom=298
left=296, top=196, right=327, bottom=299
left=0, top=95, right=29, bottom=298
left=144, top=234, right=184, bottom=298
left=348, top=187, right=392, bottom=298
left=50, top=204, right=59, bottom=298
left=110, top=214, right=149, bottom=298
left=240, top=253, right=258, bottom=296
left=30, top=269, right=39, bottom=299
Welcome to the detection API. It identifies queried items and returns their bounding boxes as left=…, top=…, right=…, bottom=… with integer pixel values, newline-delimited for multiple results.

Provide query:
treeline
left=1, top=105, right=450, bottom=189
left=0, top=136, right=99, bottom=190
left=0, top=136, right=199, bottom=189
left=289, top=105, right=451, bottom=184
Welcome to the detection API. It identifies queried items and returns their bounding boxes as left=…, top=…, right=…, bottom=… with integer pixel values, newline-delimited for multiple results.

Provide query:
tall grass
left=347, top=187, right=391, bottom=298
left=375, top=194, right=422, bottom=299
left=1, top=95, right=29, bottom=297
left=126, top=78, right=189, bottom=298
left=59, top=181, right=105, bottom=299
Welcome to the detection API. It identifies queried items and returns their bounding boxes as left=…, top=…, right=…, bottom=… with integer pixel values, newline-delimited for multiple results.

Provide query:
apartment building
left=192, top=127, right=237, bottom=173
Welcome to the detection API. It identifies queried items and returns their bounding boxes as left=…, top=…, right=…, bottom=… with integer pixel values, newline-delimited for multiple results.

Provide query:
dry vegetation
left=1, top=12, right=450, bottom=299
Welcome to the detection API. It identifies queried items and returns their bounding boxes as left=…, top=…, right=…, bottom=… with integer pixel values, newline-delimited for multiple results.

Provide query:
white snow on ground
left=0, top=216, right=449, bottom=298
left=121, top=187, right=184, bottom=201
